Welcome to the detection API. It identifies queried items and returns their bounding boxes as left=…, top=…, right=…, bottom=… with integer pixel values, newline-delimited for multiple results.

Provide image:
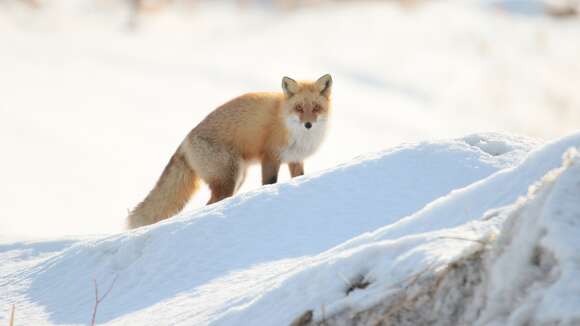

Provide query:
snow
left=214, top=133, right=580, bottom=326
left=3, top=131, right=580, bottom=325
left=320, top=144, right=580, bottom=326
left=0, top=134, right=519, bottom=324
left=2, top=1, right=580, bottom=325
left=471, top=148, right=580, bottom=325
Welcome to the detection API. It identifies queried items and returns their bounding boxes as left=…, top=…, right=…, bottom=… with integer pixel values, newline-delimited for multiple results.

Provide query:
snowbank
left=473, top=148, right=580, bottom=325
left=215, top=134, right=580, bottom=326
left=313, top=147, right=580, bottom=326
left=2, top=132, right=580, bottom=326
left=1, top=133, right=537, bottom=325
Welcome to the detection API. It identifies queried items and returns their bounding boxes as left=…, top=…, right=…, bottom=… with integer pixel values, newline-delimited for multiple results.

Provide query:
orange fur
left=127, top=74, right=332, bottom=228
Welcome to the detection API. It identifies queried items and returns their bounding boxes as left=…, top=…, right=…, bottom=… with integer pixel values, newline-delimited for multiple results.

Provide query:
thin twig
left=9, top=304, right=15, bottom=326
left=90, top=276, right=118, bottom=326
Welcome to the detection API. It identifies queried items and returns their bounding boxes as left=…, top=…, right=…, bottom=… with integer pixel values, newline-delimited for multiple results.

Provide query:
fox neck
left=279, top=114, right=328, bottom=163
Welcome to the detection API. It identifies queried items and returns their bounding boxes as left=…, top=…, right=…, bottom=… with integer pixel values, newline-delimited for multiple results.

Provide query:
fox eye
left=313, top=104, right=322, bottom=112
left=295, top=105, right=304, bottom=113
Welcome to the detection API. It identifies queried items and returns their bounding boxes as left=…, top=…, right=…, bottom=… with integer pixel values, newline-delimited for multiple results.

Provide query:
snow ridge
left=3, top=133, right=580, bottom=326
left=311, top=148, right=580, bottom=326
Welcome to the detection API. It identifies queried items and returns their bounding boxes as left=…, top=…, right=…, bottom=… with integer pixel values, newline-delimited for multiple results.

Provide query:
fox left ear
left=282, top=76, right=299, bottom=98
left=316, top=74, right=332, bottom=97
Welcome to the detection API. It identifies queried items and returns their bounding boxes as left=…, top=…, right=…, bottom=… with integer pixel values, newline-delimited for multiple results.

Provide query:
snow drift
left=219, top=134, right=580, bottom=326
left=2, top=132, right=580, bottom=326
left=313, top=148, right=580, bottom=326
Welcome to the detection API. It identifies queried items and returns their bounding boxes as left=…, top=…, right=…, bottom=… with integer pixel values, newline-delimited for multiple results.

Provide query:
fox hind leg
left=206, top=158, right=245, bottom=205
left=262, top=156, right=281, bottom=185
left=207, top=181, right=236, bottom=205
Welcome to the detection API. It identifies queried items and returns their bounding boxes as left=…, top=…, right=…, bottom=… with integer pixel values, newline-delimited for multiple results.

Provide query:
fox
left=127, top=74, right=333, bottom=229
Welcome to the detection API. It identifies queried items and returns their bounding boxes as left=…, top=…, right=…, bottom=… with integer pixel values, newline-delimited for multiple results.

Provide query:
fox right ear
left=315, top=74, right=332, bottom=97
left=282, top=76, right=299, bottom=98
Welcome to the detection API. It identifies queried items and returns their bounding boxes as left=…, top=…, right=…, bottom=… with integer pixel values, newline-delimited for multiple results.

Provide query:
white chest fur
left=279, top=116, right=328, bottom=163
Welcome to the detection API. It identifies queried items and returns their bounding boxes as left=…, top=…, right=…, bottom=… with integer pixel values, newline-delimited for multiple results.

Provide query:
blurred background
left=0, top=0, right=579, bottom=237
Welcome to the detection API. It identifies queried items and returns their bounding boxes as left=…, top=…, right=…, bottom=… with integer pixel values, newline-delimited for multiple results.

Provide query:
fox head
left=281, top=74, right=332, bottom=130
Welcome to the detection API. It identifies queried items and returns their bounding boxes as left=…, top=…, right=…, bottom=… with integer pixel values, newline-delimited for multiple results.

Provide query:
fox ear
left=282, top=76, right=299, bottom=98
left=316, top=74, right=332, bottom=97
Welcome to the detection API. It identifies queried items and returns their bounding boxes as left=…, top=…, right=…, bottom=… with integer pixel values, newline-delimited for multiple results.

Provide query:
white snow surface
left=312, top=138, right=580, bottom=326
left=3, top=132, right=580, bottom=325
left=467, top=148, right=580, bottom=325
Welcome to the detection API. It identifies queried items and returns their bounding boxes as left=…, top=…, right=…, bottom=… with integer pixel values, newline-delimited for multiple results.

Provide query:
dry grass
left=288, top=234, right=493, bottom=326
left=290, top=310, right=314, bottom=326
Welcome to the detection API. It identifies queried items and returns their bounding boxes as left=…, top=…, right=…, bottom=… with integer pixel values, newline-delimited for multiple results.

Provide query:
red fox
left=127, top=74, right=333, bottom=228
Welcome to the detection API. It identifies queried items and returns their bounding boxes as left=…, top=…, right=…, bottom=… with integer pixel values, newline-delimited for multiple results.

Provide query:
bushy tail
left=127, top=152, right=199, bottom=229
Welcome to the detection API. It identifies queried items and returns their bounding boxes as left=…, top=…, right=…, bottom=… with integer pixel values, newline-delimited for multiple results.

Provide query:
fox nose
left=304, top=122, right=312, bottom=129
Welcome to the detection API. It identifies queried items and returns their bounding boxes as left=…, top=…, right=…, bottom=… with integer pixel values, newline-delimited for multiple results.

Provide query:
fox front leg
left=288, top=162, right=304, bottom=178
left=262, top=157, right=281, bottom=185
